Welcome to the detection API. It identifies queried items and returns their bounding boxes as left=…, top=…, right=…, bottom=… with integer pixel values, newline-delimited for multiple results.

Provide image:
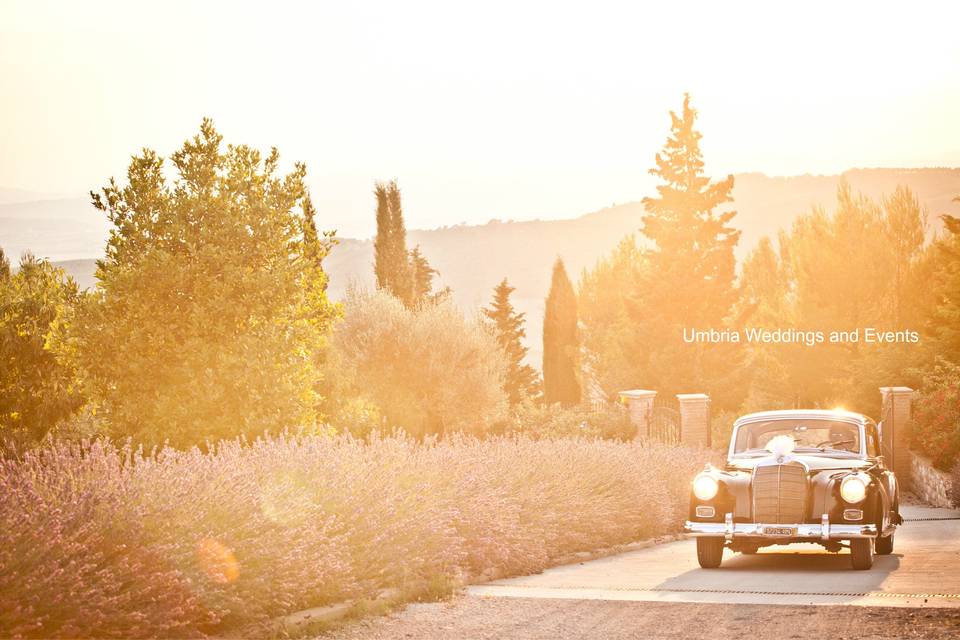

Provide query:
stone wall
left=911, top=453, right=955, bottom=509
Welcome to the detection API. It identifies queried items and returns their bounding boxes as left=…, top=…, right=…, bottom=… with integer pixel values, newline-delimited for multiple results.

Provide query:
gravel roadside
left=319, top=596, right=960, bottom=640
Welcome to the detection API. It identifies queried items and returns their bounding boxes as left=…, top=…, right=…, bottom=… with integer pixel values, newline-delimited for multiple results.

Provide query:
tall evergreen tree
left=409, top=246, right=437, bottom=305
left=628, top=94, right=741, bottom=400
left=543, top=258, right=580, bottom=406
left=372, top=180, right=442, bottom=308
left=640, top=94, right=740, bottom=324
left=484, top=278, right=539, bottom=405
left=385, top=180, right=413, bottom=304
left=373, top=181, right=406, bottom=298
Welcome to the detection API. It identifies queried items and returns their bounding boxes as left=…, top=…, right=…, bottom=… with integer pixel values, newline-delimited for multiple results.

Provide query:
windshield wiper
left=814, top=438, right=855, bottom=452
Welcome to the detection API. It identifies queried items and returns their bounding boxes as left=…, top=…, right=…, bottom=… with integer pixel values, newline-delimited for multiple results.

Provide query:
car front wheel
left=850, top=538, right=874, bottom=570
left=696, top=537, right=724, bottom=568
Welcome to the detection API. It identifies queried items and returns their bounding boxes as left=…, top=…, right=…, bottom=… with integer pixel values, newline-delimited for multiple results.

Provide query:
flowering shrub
left=502, top=401, right=636, bottom=440
left=0, top=434, right=709, bottom=638
left=912, top=361, right=960, bottom=471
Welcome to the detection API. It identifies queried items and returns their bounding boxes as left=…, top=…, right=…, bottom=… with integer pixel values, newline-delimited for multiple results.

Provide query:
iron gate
left=650, top=396, right=680, bottom=444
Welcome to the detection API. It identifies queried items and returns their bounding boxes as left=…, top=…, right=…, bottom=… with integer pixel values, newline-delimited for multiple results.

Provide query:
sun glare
left=196, top=538, right=241, bottom=584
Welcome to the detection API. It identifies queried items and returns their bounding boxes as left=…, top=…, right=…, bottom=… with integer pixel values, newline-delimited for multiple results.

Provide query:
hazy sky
left=2, top=1, right=958, bottom=238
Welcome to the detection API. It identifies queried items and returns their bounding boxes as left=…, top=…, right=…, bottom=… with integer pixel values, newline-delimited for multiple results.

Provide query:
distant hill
left=0, top=197, right=110, bottom=263
left=2, top=168, right=955, bottom=368
left=320, top=169, right=960, bottom=367
left=0, top=187, right=62, bottom=205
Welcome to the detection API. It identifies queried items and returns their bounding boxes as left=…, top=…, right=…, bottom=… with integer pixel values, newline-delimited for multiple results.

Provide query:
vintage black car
left=684, top=409, right=902, bottom=570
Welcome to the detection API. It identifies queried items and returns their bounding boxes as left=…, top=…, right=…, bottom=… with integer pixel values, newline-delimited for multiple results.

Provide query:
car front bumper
left=684, top=514, right=882, bottom=540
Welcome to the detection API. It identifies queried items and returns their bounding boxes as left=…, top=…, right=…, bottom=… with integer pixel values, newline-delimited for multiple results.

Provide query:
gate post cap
left=879, top=386, right=914, bottom=396
left=618, top=389, right=657, bottom=400
left=676, top=393, right=710, bottom=402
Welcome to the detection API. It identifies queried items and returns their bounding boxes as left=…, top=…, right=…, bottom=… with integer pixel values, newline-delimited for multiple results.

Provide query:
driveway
left=324, top=505, right=960, bottom=639
left=470, top=504, right=960, bottom=608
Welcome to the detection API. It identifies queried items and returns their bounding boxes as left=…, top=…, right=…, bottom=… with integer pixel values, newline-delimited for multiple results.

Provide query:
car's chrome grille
left=752, top=463, right=807, bottom=523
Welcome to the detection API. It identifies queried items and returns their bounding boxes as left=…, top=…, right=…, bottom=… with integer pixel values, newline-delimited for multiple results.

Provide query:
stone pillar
left=618, top=389, right=656, bottom=440
left=879, top=386, right=914, bottom=487
left=677, top=393, right=711, bottom=447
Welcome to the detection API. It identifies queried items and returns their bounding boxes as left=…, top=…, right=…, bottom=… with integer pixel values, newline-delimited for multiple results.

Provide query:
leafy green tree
left=883, top=185, right=927, bottom=328
left=930, top=199, right=960, bottom=363
left=733, top=184, right=931, bottom=414
left=484, top=278, right=539, bottom=405
left=734, top=236, right=793, bottom=411
left=784, top=185, right=896, bottom=409
left=543, top=258, right=580, bottom=406
left=63, top=120, right=339, bottom=448
left=0, top=254, right=83, bottom=442
left=0, top=249, right=10, bottom=281
left=578, top=236, right=647, bottom=398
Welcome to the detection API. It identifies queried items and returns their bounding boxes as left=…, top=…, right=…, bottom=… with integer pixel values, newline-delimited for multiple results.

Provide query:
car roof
left=733, top=409, right=872, bottom=427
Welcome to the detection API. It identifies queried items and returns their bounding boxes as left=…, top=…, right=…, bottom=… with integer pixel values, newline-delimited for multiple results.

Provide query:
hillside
left=323, top=169, right=960, bottom=367
left=2, top=168, right=957, bottom=367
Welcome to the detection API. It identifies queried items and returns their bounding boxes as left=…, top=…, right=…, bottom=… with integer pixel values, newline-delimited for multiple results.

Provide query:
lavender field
left=0, top=434, right=709, bottom=638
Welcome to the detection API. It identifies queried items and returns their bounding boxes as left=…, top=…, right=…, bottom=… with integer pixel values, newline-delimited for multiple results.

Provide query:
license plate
left=762, top=526, right=797, bottom=536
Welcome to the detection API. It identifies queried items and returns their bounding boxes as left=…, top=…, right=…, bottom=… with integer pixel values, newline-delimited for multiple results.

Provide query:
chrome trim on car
left=684, top=520, right=882, bottom=539
left=695, top=506, right=715, bottom=518
left=843, top=508, right=863, bottom=521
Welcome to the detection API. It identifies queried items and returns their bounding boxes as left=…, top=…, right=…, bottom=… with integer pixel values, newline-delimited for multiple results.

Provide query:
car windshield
left=733, top=419, right=862, bottom=456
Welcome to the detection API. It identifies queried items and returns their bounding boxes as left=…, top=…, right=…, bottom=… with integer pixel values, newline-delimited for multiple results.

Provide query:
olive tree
left=325, top=289, right=507, bottom=437
left=63, top=120, right=339, bottom=447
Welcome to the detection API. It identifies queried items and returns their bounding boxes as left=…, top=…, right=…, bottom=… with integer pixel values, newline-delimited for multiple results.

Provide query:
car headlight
left=693, top=474, right=719, bottom=501
left=840, top=475, right=868, bottom=504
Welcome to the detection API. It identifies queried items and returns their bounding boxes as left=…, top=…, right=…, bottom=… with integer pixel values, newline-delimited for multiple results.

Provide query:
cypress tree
left=373, top=182, right=397, bottom=295
left=543, top=258, right=580, bottom=406
left=385, top=180, right=413, bottom=305
left=373, top=179, right=442, bottom=308
left=484, top=278, right=539, bottom=405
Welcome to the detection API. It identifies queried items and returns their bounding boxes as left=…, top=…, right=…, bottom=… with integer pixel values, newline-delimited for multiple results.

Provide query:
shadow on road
left=720, top=550, right=902, bottom=573
left=653, top=546, right=902, bottom=604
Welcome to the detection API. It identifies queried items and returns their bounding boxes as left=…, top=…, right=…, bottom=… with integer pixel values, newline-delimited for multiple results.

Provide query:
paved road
left=326, top=505, right=960, bottom=639
left=469, top=504, right=960, bottom=608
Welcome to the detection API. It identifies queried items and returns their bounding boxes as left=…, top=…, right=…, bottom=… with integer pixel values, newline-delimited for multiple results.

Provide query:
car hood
left=725, top=455, right=872, bottom=474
